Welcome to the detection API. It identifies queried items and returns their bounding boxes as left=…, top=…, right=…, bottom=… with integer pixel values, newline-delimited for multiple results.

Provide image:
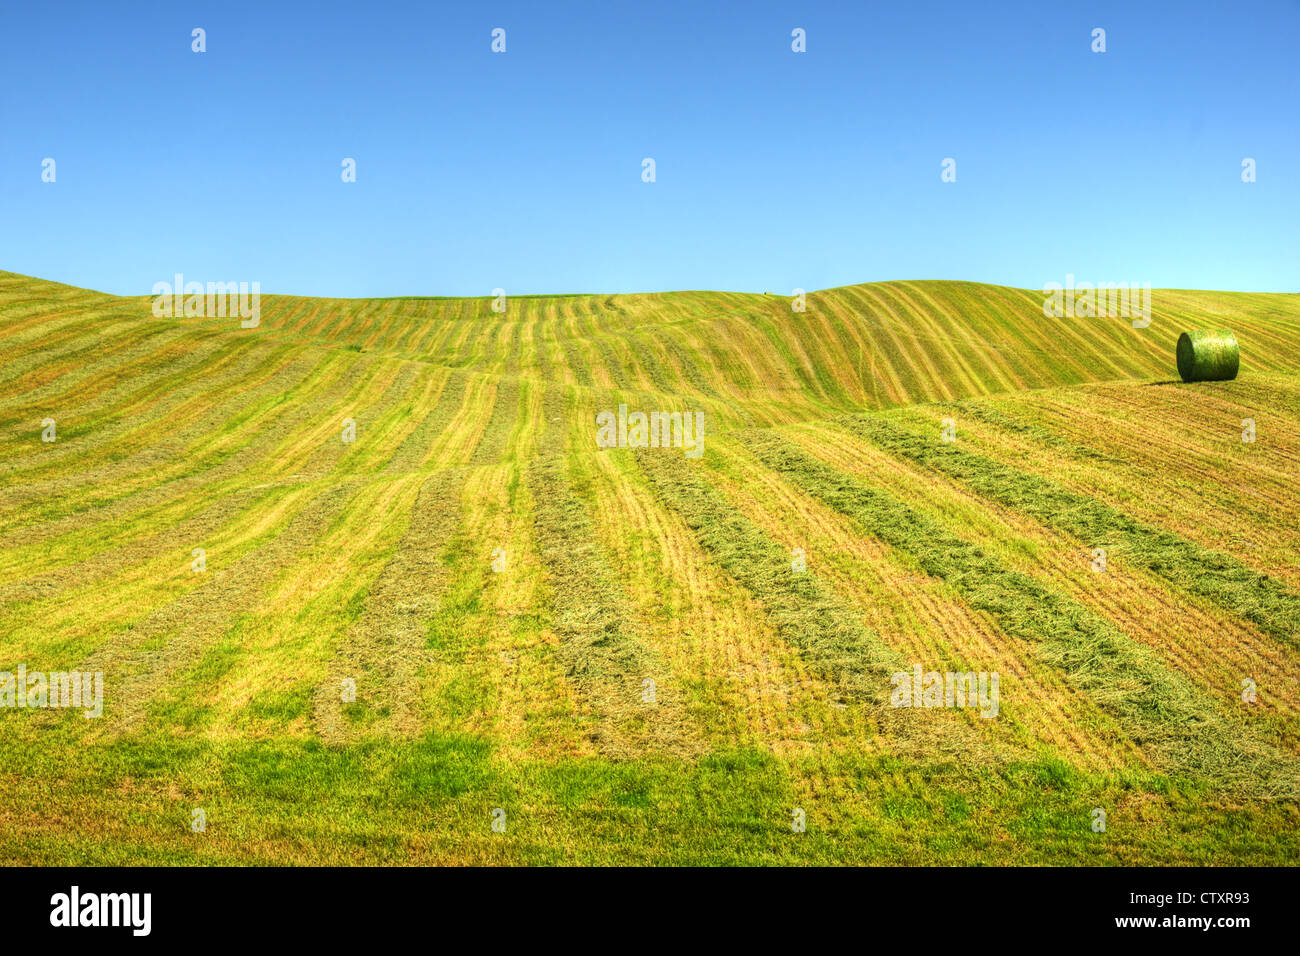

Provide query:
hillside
left=1, top=270, right=1298, bottom=864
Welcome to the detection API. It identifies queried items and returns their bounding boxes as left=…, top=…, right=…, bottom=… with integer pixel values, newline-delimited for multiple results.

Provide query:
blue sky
left=1, top=0, right=1296, bottom=296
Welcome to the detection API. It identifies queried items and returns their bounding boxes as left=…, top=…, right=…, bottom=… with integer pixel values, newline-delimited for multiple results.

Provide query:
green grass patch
left=2, top=731, right=1296, bottom=865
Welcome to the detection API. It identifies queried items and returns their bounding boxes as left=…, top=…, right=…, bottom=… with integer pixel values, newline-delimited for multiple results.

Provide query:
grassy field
left=1, top=270, right=1297, bottom=864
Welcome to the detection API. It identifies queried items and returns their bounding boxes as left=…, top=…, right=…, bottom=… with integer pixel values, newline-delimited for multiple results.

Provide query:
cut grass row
left=525, top=386, right=692, bottom=757
left=697, top=435, right=1137, bottom=770
left=783, top=416, right=1300, bottom=745
left=843, top=414, right=1300, bottom=650
left=950, top=380, right=1300, bottom=588
left=740, top=429, right=1298, bottom=798
left=632, top=445, right=904, bottom=713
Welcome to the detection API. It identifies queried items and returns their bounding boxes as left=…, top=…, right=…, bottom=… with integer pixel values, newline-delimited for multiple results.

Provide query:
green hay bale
left=1176, top=329, right=1239, bottom=382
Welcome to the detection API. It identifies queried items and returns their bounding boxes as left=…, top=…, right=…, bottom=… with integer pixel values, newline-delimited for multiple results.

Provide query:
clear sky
left=1, top=0, right=1296, bottom=296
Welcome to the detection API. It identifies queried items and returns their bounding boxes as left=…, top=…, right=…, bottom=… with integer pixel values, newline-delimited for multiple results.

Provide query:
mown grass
left=524, top=387, right=689, bottom=756
left=633, top=446, right=903, bottom=708
left=845, top=414, right=1300, bottom=650
left=740, top=429, right=1299, bottom=798
left=3, top=272, right=1299, bottom=865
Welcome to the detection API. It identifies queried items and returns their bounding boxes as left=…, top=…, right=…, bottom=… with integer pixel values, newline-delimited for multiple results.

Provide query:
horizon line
left=2, top=268, right=1297, bottom=301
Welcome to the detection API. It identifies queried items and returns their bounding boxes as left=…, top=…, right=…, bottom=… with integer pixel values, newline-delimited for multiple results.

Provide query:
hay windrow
left=468, top=378, right=521, bottom=467
left=314, top=468, right=468, bottom=743
left=846, top=415, right=1300, bottom=650
left=632, top=445, right=904, bottom=711
left=525, top=386, right=694, bottom=757
left=741, top=429, right=1298, bottom=798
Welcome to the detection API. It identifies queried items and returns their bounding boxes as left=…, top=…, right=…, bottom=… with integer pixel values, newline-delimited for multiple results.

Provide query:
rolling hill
left=1, top=269, right=1297, bottom=864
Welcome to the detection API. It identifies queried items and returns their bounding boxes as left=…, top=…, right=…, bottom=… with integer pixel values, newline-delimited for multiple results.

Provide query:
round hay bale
left=1176, top=329, right=1239, bottom=382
